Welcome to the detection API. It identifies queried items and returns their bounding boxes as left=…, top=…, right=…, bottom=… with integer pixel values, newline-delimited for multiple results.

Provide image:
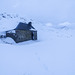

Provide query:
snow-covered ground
left=0, top=13, right=75, bottom=75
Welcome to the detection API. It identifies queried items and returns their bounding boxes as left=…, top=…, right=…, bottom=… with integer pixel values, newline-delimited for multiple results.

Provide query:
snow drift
left=0, top=13, right=75, bottom=75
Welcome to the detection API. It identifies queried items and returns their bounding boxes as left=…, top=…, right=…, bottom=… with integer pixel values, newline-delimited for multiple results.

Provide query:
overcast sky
left=0, top=0, right=75, bottom=23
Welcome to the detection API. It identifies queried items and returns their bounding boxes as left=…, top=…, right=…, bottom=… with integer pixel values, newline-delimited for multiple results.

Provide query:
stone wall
left=15, top=30, right=32, bottom=43
left=6, top=29, right=37, bottom=43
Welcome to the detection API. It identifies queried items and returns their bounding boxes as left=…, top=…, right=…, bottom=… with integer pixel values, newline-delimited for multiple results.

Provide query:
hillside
left=0, top=13, right=75, bottom=75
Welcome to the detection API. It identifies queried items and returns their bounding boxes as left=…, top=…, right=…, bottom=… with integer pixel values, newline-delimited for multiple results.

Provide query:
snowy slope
left=0, top=13, right=75, bottom=75
left=0, top=13, right=28, bottom=32
left=0, top=0, right=75, bottom=23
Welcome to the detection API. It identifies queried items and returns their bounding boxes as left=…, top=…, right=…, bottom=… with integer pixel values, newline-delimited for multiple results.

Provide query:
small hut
left=6, top=22, right=37, bottom=43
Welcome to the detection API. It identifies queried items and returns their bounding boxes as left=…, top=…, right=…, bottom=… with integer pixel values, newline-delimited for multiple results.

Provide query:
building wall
left=6, top=30, right=37, bottom=43
left=15, top=30, right=32, bottom=43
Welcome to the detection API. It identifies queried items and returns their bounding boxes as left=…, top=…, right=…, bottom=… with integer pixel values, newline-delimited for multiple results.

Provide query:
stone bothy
left=6, top=22, right=37, bottom=43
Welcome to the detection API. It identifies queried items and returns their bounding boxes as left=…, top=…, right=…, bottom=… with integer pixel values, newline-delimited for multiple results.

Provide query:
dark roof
left=15, top=22, right=31, bottom=30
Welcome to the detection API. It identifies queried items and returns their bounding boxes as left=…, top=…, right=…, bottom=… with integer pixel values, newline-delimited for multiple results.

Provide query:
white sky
left=0, top=0, right=75, bottom=23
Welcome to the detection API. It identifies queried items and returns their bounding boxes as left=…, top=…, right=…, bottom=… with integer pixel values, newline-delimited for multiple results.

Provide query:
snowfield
left=0, top=13, right=75, bottom=75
